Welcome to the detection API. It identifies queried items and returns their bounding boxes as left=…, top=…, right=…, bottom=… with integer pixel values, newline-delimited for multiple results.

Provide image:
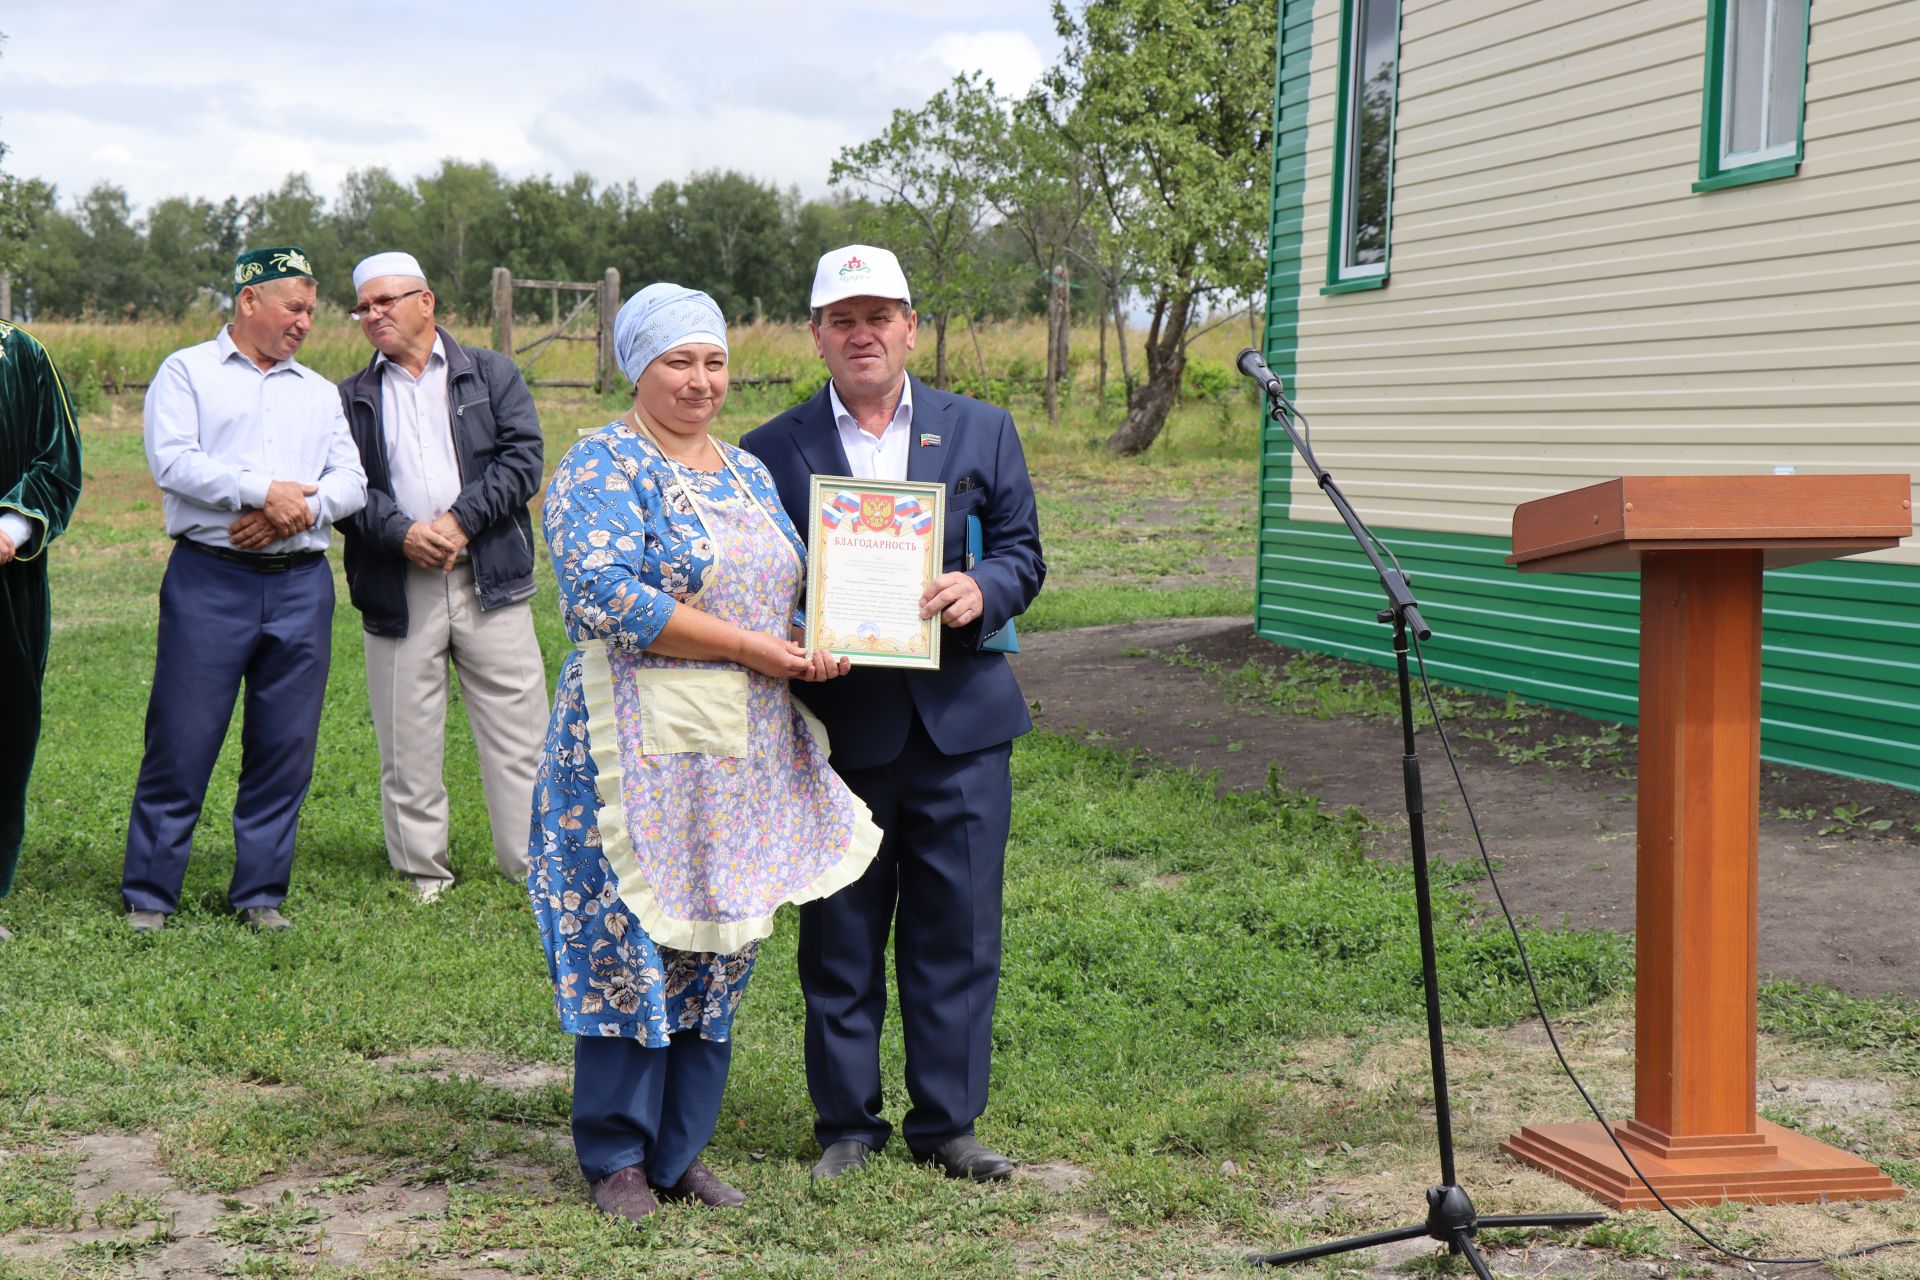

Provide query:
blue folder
left=965, top=513, right=1019, bottom=654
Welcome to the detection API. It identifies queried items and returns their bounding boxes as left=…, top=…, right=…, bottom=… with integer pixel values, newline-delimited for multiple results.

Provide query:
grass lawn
left=3, top=362, right=1919, bottom=1277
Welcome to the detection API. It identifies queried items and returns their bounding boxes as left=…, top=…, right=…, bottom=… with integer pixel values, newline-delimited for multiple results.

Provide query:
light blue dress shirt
left=143, top=326, right=366, bottom=552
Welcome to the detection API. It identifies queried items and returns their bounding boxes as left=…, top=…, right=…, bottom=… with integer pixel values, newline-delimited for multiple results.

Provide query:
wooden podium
left=1499, top=475, right=1913, bottom=1209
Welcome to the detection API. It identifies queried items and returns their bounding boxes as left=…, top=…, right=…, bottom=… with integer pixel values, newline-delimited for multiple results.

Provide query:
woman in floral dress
left=528, top=285, right=879, bottom=1223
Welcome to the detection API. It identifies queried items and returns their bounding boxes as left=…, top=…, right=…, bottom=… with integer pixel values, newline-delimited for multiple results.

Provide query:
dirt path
left=1012, top=617, right=1920, bottom=1000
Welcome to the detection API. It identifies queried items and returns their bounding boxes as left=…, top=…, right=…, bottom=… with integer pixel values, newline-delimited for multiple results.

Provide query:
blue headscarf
left=613, top=284, right=728, bottom=384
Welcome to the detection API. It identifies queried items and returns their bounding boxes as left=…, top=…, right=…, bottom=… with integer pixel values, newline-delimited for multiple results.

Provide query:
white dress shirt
left=143, top=326, right=367, bottom=552
left=0, top=511, right=31, bottom=555
left=830, top=378, right=913, bottom=481
left=377, top=335, right=462, bottom=523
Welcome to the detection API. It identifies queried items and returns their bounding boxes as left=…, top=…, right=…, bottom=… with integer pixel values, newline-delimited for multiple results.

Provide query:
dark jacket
left=337, top=326, right=543, bottom=637
left=740, top=375, right=1045, bottom=770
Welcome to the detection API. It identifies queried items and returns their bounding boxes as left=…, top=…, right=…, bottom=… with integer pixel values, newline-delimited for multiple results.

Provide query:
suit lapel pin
left=919, top=433, right=941, bottom=448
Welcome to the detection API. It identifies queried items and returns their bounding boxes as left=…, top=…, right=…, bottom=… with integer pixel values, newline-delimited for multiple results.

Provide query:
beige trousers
left=363, top=563, right=547, bottom=888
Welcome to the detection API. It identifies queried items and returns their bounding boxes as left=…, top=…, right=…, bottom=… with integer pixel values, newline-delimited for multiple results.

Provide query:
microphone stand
left=1245, top=376, right=1604, bottom=1275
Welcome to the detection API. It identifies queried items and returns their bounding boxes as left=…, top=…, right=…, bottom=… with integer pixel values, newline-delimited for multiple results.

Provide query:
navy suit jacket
left=740, top=376, right=1045, bottom=771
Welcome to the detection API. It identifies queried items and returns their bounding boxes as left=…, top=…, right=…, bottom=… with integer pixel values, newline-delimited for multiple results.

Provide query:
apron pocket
left=632, top=667, right=751, bottom=758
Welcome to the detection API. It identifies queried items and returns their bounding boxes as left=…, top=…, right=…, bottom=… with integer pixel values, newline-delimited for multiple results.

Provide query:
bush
left=1182, top=358, right=1234, bottom=402
left=786, top=368, right=828, bottom=407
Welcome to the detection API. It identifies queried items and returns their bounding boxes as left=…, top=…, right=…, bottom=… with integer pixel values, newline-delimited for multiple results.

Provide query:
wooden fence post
left=491, top=267, right=513, bottom=359
left=597, top=268, right=620, bottom=395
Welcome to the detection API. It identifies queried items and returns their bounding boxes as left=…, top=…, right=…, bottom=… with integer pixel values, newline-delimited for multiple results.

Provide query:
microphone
left=1236, top=348, right=1286, bottom=398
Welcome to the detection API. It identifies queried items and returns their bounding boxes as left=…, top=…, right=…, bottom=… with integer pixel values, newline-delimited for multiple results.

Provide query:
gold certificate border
left=805, top=475, right=946, bottom=670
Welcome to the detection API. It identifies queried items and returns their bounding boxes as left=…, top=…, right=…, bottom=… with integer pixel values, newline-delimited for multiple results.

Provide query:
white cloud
left=930, top=30, right=1048, bottom=96
left=0, top=1, right=1063, bottom=213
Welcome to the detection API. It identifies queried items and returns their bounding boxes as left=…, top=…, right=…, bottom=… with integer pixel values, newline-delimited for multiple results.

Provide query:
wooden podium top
left=1509, top=474, right=1912, bottom=573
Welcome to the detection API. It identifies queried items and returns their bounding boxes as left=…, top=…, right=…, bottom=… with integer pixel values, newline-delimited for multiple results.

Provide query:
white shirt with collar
left=143, top=326, right=367, bottom=552
left=378, top=334, right=462, bottom=524
left=830, top=377, right=913, bottom=482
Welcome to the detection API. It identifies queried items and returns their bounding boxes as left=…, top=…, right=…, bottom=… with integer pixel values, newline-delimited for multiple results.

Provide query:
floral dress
left=527, top=419, right=879, bottom=1044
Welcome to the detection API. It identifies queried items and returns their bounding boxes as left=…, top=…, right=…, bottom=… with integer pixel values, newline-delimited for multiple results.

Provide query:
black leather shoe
left=810, top=1139, right=875, bottom=1182
left=920, top=1135, right=1015, bottom=1182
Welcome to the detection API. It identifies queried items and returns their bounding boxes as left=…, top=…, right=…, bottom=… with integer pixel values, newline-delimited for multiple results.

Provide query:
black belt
left=176, top=537, right=326, bottom=573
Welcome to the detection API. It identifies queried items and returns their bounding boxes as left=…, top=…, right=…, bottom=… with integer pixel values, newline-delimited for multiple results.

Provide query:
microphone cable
left=1405, top=632, right=1919, bottom=1268
left=1270, top=389, right=1916, bottom=1267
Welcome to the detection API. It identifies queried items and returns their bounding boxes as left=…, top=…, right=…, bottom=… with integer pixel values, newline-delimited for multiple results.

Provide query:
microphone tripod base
left=1251, top=1184, right=1603, bottom=1277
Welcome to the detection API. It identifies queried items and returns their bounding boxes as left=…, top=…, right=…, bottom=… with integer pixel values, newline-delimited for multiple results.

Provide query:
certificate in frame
left=804, top=475, right=945, bottom=670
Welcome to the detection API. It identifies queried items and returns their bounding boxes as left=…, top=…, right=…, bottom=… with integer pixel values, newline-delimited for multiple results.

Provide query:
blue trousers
left=122, top=545, right=332, bottom=914
left=571, top=1032, right=732, bottom=1186
left=798, top=715, right=1012, bottom=1157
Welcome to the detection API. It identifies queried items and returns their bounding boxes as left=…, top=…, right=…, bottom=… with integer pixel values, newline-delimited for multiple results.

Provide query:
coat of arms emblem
left=859, top=494, right=896, bottom=533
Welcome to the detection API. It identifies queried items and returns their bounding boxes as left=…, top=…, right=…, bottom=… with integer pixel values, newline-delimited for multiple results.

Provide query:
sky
left=0, top=1, right=1062, bottom=215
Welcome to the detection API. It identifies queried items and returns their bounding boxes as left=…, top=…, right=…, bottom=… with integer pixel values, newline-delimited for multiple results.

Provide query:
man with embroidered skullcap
left=121, top=247, right=366, bottom=934
left=337, top=251, right=547, bottom=901
left=0, top=321, right=83, bottom=943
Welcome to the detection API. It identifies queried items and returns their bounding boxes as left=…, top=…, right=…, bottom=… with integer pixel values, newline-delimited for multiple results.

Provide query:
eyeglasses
left=348, top=289, right=424, bottom=320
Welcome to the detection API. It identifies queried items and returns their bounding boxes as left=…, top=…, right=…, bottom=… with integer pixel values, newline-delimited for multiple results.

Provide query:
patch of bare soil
left=1015, top=1159, right=1092, bottom=1194
left=374, top=1049, right=569, bottom=1092
left=1012, top=618, right=1920, bottom=999
left=0, top=1133, right=554, bottom=1277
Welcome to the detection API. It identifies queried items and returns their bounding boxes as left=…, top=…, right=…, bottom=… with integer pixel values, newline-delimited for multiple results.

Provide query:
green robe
left=0, top=321, right=83, bottom=896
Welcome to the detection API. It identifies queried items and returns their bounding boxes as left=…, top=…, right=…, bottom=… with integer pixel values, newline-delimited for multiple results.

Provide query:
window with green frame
left=1695, top=0, right=1811, bottom=192
left=1324, top=0, right=1400, bottom=294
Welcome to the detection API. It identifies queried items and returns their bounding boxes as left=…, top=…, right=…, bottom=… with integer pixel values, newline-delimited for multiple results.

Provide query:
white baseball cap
left=810, top=244, right=911, bottom=310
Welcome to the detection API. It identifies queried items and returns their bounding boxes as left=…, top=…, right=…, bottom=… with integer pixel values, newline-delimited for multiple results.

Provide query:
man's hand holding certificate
left=804, top=476, right=947, bottom=669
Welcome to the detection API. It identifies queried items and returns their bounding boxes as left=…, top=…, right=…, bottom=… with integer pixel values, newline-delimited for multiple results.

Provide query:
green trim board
left=1694, top=0, right=1811, bottom=191
left=1324, top=0, right=1402, bottom=291
left=1256, top=517, right=1920, bottom=792
left=1261, top=0, right=1319, bottom=514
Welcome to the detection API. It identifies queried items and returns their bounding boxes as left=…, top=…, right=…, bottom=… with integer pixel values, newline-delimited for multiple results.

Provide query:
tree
left=336, top=166, right=423, bottom=282
left=831, top=73, right=1004, bottom=389
left=0, top=156, right=49, bottom=318
left=414, top=160, right=507, bottom=316
left=75, top=184, right=151, bottom=317
left=143, top=196, right=228, bottom=315
left=1052, top=0, right=1277, bottom=454
left=648, top=171, right=792, bottom=323
left=987, top=90, right=1098, bottom=425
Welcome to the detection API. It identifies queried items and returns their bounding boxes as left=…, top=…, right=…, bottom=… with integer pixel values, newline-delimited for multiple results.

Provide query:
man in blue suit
left=741, top=245, right=1044, bottom=1183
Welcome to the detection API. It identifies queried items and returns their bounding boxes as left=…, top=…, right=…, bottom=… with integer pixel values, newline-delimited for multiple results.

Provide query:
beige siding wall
left=1291, top=0, right=1920, bottom=565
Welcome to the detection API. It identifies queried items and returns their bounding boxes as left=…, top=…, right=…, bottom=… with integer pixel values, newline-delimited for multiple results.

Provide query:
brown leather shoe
left=655, top=1159, right=746, bottom=1208
left=589, top=1166, right=658, bottom=1224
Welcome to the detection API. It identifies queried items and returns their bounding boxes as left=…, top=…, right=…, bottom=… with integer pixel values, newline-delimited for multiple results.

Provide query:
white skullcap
left=352, top=251, right=428, bottom=291
left=810, top=244, right=911, bottom=310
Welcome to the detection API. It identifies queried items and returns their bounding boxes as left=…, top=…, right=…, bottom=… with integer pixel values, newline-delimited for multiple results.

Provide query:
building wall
left=1259, top=0, right=1920, bottom=789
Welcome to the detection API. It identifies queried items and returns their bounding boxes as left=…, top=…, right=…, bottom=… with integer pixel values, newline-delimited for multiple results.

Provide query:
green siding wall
left=1256, top=519, right=1920, bottom=791
left=1255, top=0, right=1920, bottom=793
